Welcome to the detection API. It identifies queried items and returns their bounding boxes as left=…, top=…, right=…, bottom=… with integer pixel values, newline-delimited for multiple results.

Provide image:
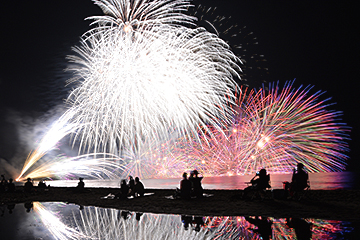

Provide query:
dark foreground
left=1, top=187, right=359, bottom=221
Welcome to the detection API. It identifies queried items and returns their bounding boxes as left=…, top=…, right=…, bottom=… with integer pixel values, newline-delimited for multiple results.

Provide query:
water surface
left=0, top=202, right=356, bottom=240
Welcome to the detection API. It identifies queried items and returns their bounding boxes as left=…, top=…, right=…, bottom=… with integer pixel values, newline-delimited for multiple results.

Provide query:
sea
left=1, top=172, right=359, bottom=239
left=45, top=171, right=360, bottom=190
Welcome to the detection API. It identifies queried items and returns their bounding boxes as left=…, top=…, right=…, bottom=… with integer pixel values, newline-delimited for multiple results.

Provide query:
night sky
left=0, top=0, right=359, bottom=174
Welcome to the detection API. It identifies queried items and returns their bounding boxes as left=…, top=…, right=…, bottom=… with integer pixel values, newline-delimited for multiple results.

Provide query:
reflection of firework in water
left=33, top=203, right=350, bottom=240
left=66, top=0, right=241, bottom=154
left=167, top=81, right=350, bottom=176
left=33, top=202, right=87, bottom=240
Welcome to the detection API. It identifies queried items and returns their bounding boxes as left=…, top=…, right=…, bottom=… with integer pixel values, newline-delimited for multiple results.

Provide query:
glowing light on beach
left=16, top=111, right=79, bottom=181
left=20, top=153, right=123, bottom=181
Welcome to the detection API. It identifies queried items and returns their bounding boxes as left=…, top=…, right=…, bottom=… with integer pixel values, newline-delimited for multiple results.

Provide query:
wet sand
left=1, top=187, right=359, bottom=221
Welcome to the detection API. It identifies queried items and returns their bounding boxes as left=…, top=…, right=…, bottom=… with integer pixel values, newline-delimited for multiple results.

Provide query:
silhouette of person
left=244, top=169, right=271, bottom=199
left=286, top=218, right=312, bottom=240
left=181, top=215, right=192, bottom=230
left=24, top=202, right=33, bottom=213
left=180, top=172, right=191, bottom=200
left=134, top=177, right=144, bottom=197
left=135, top=212, right=143, bottom=221
left=190, top=170, right=203, bottom=198
left=24, top=178, right=33, bottom=193
left=1, top=175, right=8, bottom=185
left=7, top=203, right=15, bottom=214
left=76, top=178, right=85, bottom=192
left=38, top=179, right=46, bottom=189
left=0, top=175, right=7, bottom=193
left=7, top=178, right=15, bottom=193
left=245, top=216, right=273, bottom=240
left=117, top=179, right=129, bottom=199
left=128, top=176, right=135, bottom=197
left=121, top=210, right=131, bottom=220
left=290, top=163, right=309, bottom=196
left=193, top=216, right=204, bottom=232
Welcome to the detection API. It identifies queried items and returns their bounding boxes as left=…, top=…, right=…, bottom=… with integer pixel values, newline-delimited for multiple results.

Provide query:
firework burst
left=66, top=0, right=241, bottom=154
left=167, top=81, right=350, bottom=176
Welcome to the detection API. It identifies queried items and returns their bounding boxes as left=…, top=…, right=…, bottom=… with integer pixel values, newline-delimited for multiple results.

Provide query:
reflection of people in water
left=181, top=215, right=204, bottom=231
left=245, top=216, right=272, bottom=240
left=7, top=203, right=15, bottom=214
left=193, top=216, right=204, bottom=232
left=24, top=202, right=33, bottom=213
left=181, top=215, right=193, bottom=230
left=286, top=218, right=312, bottom=240
left=121, top=210, right=131, bottom=220
left=135, top=212, right=143, bottom=221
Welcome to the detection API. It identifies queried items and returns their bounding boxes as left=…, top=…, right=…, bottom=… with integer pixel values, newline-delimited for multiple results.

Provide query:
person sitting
left=76, top=178, right=85, bottom=192
left=7, top=178, right=16, bottom=193
left=179, top=172, right=191, bottom=199
left=128, top=176, right=135, bottom=197
left=116, top=179, right=129, bottom=200
left=243, top=169, right=271, bottom=199
left=37, top=179, right=47, bottom=193
left=134, top=177, right=145, bottom=197
left=1, top=175, right=7, bottom=193
left=38, top=179, right=46, bottom=188
left=190, top=170, right=203, bottom=198
left=289, top=163, right=309, bottom=198
left=24, top=178, right=33, bottom=193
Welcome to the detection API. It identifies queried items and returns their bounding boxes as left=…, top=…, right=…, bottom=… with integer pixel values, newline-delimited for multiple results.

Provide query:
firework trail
left=66, top=0, right=241, bottom=155
left=85, top=0, right=196, bottom=37
left=189, top=5, right=269, bottom=88
left=21, top=153, right=123, bottom=181
left=17, top=110, right=80, bottom=181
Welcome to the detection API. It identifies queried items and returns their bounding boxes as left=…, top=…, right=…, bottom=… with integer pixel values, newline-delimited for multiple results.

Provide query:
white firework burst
left=65, top=0, right=241, bottom=154
left=86, top=0, right=196, bottom=37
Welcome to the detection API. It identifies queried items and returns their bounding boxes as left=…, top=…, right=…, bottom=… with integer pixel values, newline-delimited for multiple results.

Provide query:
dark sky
left=0, top=0, right=359, bottom=171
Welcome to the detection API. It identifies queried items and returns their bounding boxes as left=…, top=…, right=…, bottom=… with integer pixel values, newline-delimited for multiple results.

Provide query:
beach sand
left=1, top=187, right=359, bottom=221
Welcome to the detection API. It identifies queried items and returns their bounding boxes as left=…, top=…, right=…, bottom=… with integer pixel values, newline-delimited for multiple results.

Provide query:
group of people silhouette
left=0, top=176, right=50, bottom=195
left=177, top=169, right=204, bottom=199
left=243, top=162, right=309, bottom=200
left=116, top=175, right=145, bottom=199
left=0, top=175, right=15, bottom=193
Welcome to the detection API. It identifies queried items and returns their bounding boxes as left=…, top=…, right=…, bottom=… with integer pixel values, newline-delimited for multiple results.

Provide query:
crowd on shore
left=1, top=162, right=309, bottom=202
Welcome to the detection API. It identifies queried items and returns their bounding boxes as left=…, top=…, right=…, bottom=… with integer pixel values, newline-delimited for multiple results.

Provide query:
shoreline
left=1, top=187, right=359, bottom=221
